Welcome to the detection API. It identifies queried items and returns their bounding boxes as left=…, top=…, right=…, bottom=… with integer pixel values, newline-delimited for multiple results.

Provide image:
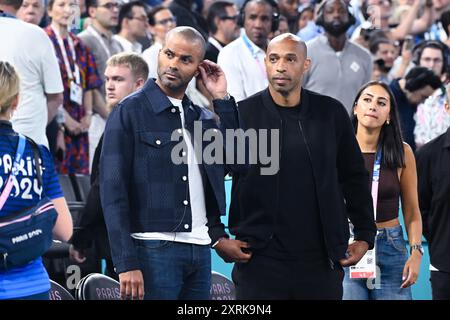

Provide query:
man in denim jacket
left=100, top=26, right=241, bottom=300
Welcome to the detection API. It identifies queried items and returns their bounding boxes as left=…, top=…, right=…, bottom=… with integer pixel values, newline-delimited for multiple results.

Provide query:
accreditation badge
left=349, top=246, right=376, bottom=279
left=70, top=81, right=83, bottom=105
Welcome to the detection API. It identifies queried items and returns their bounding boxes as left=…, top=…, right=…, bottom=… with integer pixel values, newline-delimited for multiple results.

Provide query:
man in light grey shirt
left=303, top=0, right=372, bottom=113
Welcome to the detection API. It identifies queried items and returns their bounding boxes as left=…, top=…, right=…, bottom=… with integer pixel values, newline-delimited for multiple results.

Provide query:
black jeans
left=232, top=254, right=344, bottom=300
left=431, top=270, right=450, bottom=300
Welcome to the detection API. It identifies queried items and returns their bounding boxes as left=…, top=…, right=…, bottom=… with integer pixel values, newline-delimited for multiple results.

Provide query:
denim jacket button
left=182, top=176, right=187, bottom=181
left=155, top=139, right=161, bottom=145
left=171, top=108, right=177, bottom=113
left=183, top=200, right=189, bottom=205
left=184, top=224, right=189, bottom=229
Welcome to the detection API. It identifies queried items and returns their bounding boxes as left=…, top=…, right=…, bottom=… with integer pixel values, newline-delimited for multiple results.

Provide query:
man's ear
left=303, top=58, right=311, bottom=72
left=88, top=6, right=97, bottom=18
left=135, top=78, right=146, bottom=89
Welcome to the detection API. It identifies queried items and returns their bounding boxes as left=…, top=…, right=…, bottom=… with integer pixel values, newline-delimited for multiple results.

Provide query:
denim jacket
left=100, top=79, right=240, bottom=273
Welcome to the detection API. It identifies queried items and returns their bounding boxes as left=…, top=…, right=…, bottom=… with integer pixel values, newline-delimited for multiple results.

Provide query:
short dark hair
left=85, top=0, right=98, bottom=10
left=405, top=66, right=442, bottom=92
left=0, top=0, right=23, bottom=10
left=351, top=81, right=405, bottom=169
left=206, top=1, right=235, bottom=35
left=117, top=1, right=147, bottom=33
left=369, top=37, right=392, bottom=55
left=147, top=5, right=168, bottom=26
left=441, top=9, right=450, bottom=36
left=165, top=26, right=206, bottom=60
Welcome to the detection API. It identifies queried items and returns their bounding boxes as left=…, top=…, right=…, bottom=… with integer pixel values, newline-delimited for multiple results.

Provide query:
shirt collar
left=0, top=9, right=16, bottom=18
left=143, top=79, right=192, bottom=114
left=241, top=30, right=266, bottom=55
left=89, top=25, right=111, bottom=40
left=0, top=120, right=14, bottom=132
left=318, top=34, right=349, bottom=53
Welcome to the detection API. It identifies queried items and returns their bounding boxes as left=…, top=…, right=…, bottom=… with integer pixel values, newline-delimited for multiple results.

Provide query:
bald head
left=165, top=26, right=207, bottom=60
left=267, top=33, right=307, bottom=58
left=265, top=33, right=310, bottom=102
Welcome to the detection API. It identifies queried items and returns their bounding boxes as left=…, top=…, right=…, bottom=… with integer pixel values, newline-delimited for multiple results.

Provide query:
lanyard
left=87, top=25, right=112, bottom=57
left=241, top=33, right=267, bottom=78
left=0, top=134, right=26, bottom=210
left=371, top=149, right=382, bottom=220
left=51, top=25, right=80, bottom=84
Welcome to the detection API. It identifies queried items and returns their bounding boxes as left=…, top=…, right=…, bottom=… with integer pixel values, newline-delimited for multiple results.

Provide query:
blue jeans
left=134, top=239, right=211, bottom=300
left=343, top=225, right=412, bottom=300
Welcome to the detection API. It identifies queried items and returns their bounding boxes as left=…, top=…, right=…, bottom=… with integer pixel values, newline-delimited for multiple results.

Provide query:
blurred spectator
left=142, top=5, right=176, bottom=78
left=271, top=14, right=289, bottom=38
left=303, top=0, right=372, bottom=113
left=69, top=53, right=148, bottom=280
left=421, top=0, right=450, bottom=42
left=205, top=0, right=240, bottom=63
left=45, top=0, right=103, bottom=174
left=78, top=0, right=123, bottom=170
left=218, top=0, right=279, bottom=101
left=1, top=0, right=64, bottom=148
left=114, top=1, right=148, bottom=54
left=369, top=37, right=397, bottom=83
left=441, top=9, right=450, bottom=49
left=169, top=0, right=208, bottom=39
left=277, top=0, right=299, bottom=33
left=389, top=66, right=442, bottom=151
left=0, top=61, right=73, bottom=300
left=16, top=0, right=44, bottom=25
left=351, top=0, right=433, bottom=42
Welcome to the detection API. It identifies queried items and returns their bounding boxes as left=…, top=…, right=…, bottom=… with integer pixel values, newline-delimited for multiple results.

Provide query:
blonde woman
left=0, top=61, right=72, bottom=300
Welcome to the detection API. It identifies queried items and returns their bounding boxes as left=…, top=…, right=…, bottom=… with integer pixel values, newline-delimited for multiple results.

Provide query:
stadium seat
left=210, top=271, right=235, bottom=300
left=75, top=273, right=120, bottom=300
left=72, top=174, right=91, bottom=203
left=49, top=280, right=75, bottom=300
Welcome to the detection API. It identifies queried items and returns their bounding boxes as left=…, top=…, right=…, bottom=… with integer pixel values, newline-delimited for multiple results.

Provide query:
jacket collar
left=260, top=87, right=311, bottom=119
left=143, top=79, right=192, bottom=114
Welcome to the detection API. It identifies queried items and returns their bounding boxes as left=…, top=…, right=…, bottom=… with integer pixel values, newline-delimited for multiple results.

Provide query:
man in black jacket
left=214, top=33, right=376, bottom=299
left=416, top=93, right=450, bottom=300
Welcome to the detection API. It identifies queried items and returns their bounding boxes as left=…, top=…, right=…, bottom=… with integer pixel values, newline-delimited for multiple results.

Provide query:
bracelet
left=58, top=124, right=65, bottom=133
left=212, top=237, right=227, bottom=248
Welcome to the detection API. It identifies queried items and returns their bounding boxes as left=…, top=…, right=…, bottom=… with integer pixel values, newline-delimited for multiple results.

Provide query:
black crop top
left=363, top=153, right=401, bottom=223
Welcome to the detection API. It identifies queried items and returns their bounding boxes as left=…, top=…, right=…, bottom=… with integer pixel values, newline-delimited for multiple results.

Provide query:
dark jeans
left=232, top=253, right=344, bottom=300
left=134, top=239, right=211, bottom=300
left=431, top=270, right=450, bottom=300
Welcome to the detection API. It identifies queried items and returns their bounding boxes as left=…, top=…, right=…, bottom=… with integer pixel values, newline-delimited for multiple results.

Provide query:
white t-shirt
left=131, top=97, right=211, bottom=245
left=113, top=34, right=142, bottom=54
left=0, top=17, right=63, bottom=147
left=217, top=29, right=268, bottom=102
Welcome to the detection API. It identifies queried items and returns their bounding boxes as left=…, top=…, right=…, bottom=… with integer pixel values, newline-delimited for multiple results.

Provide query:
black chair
left=210, top=271, right=235, bottom=300
left=49, top=279, right=75, bottom=300
left=57, top=174, right=85, bottom=226
left=75, top=273, right=120, bottom=300
left=72, top=174, right=91, bottom=203
left=43, top=241, right=70, bottom=259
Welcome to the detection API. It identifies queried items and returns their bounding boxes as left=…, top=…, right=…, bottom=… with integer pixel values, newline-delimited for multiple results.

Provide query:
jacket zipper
left=298, top=120, right=335, bottom=270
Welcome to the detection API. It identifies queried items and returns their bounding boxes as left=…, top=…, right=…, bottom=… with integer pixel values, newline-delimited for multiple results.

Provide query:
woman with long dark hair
left=343, top=81, right=423, bottom=300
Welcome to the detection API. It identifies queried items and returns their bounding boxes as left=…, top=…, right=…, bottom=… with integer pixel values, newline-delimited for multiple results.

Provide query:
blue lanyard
left=241, top=33, right=266, bottom=77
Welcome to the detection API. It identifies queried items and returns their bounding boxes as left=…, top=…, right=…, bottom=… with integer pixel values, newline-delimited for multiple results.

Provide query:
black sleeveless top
left=363, top=153, right=401, bottom=223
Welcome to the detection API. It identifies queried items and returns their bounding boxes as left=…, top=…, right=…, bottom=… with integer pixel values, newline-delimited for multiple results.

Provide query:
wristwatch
left=410, top=244, right=424, bottom=255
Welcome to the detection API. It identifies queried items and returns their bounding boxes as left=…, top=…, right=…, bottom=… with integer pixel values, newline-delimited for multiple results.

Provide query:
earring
left=386, top=119, right=390, bottom=125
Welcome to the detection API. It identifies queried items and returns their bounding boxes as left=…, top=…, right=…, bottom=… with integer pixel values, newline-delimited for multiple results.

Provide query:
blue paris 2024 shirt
left=0, top=121, right=63, bottom=299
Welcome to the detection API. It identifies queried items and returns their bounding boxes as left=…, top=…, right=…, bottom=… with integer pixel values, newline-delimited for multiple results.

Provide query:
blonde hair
left=106, top=53, right=149, bottom=81
left=0, top=61, right=20, bottom=115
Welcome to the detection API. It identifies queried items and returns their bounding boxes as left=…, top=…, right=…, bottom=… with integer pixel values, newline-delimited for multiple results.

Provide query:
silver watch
left=410, top=244, right=424, bottom=255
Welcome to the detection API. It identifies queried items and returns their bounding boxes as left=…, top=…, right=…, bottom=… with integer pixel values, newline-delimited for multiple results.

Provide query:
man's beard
left=322, top=21, right=352, bottom=37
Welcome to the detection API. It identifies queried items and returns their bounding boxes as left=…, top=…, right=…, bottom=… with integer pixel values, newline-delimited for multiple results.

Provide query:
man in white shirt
left=217, top=0, right=279, bottom=102
left=113, top=1, right=148, bottom=54
left=0, top=0, right=63, bottom=148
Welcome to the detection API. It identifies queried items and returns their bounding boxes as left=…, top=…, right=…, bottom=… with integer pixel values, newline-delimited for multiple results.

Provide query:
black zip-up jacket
left=229, top=88, right=376, bottom=266
left=416, top=127, right=450, bottom=272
